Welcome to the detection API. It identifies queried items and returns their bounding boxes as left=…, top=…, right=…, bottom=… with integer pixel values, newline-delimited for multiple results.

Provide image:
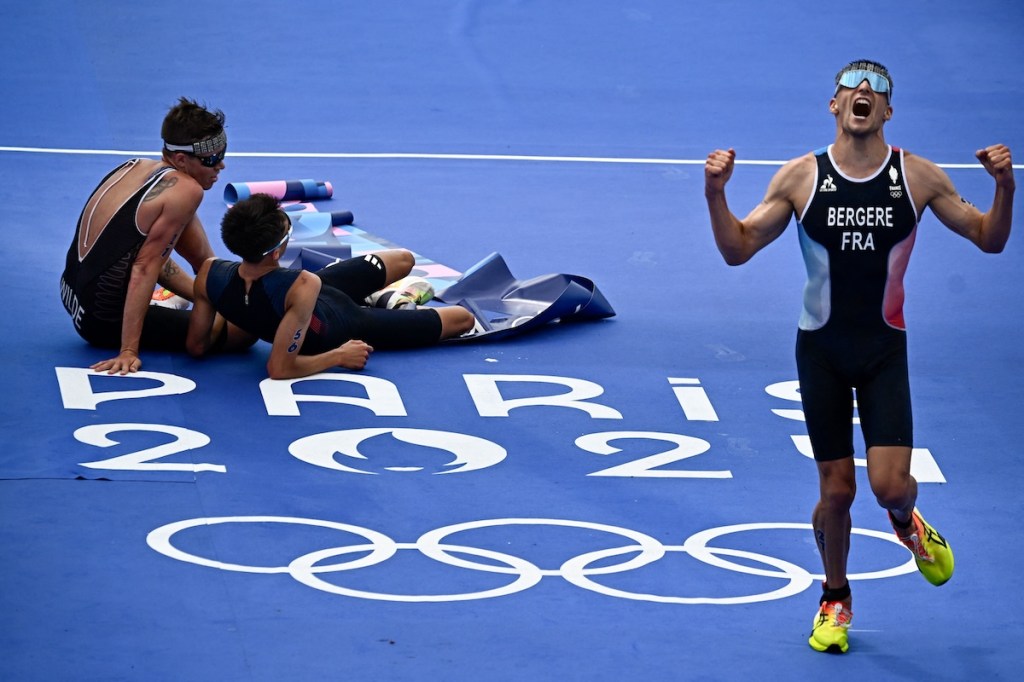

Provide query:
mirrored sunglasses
left=835, top=70, right=891, bottom=97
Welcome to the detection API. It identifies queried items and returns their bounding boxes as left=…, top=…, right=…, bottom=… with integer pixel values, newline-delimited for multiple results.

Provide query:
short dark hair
left=835, top=59, right=893, bottom=99
left=221, top=194, right=289, bottom=263
left=161, top=97, right=226, bottom=148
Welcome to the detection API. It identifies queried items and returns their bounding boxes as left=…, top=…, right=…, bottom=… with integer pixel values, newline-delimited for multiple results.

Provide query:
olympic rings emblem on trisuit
left=146, top=516, right=918, bottom=604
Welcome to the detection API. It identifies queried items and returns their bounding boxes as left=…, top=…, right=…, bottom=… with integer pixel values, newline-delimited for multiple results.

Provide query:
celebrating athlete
left=704, top=59, right=1014, bottom=653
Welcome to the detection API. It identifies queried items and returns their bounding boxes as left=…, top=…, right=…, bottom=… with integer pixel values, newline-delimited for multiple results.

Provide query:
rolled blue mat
left=224, top=179, right=334, bottom=203
left=288, top=211, right=355, bottom=239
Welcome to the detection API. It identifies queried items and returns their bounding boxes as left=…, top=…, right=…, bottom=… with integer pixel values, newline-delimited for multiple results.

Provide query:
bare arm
left=174, top=213, right=216, bottom=272
left=185, top=260, right=259, bottom=357
left=266, top=271, right=374, bottom=380
left=90, top=180, right=203, bottom=375
left=183, top=259, right=223, bottom=355
left=705, top=149, right=811, bottom=265
left=908, top=145, right=1014, bottom=253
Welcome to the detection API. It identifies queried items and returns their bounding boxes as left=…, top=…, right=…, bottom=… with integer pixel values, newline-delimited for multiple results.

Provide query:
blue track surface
left=2, top=2, right=1023, bottom=680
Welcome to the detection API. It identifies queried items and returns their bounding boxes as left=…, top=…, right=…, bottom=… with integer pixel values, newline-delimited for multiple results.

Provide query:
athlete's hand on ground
left=705, top=148, right=736, bottom=193
left=335, top=340, right=373, bottom=370
left=91, top=350, right=142, bottom=375
left=976, top=144, right=1015, bottom=188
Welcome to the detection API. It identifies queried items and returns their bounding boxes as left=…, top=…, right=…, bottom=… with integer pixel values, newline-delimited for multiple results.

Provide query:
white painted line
left=0, top=145, right=1017, bottom=170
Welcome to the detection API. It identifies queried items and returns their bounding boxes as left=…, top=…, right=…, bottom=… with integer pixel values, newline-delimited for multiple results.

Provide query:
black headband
left=163, top=130, right=227, bottom=155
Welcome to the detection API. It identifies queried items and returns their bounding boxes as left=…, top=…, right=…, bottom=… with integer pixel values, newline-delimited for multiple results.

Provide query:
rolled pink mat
left=224, top=179, right=333, bottom=203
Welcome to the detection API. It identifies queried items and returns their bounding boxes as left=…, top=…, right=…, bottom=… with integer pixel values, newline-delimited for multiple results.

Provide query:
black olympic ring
left=146, top=516, right=917, bottom=604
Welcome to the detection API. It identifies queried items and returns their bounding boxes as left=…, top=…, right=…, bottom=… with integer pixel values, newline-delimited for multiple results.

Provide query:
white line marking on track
left=0, top=146, right=1016, bottom=170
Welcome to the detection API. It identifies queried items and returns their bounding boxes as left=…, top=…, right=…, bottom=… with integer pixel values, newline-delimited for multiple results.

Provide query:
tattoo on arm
left=143, top=176, right=178, bottom=202
left=162, top=260, right=181, bottom=278
left=160, top=230, right=182, bottom=258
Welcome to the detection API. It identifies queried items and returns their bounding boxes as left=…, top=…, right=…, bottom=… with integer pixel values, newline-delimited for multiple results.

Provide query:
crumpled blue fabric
left=437, top=252, right=615, bottom=342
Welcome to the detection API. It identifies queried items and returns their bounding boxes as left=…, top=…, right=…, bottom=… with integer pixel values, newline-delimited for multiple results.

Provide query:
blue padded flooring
left=2, top=2, right=1023, bottom=680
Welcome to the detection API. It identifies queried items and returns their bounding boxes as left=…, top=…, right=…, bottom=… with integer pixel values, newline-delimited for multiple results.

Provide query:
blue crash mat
left=437, top=252, right=615, bottom=342
left=283, top=246, right=353, bottom=271
left=284, top=249, right=614, bottom=342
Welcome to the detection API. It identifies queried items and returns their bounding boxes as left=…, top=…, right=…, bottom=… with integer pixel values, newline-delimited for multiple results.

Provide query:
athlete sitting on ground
left=186, top=193, right=476, bottom=378
left=61, top=97, right=254, bottom=374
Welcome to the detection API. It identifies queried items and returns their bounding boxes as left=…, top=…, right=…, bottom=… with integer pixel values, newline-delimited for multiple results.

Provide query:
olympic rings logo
left=147, top=516, right=918, bottom=605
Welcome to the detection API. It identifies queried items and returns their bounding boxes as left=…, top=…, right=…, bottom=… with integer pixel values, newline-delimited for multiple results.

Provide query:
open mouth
left=852, top=98, right=872, bottom=118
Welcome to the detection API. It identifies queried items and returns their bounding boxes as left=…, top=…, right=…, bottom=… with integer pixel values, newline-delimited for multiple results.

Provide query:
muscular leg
left=157, top=258, right=196, bottom=301
left=436, top=306, right=476, bottom=339
left=373, top=249, right=415, bottom=285
left=813, top=457, right=856, bottom=603
left=866, top=445, right=916, bottom=523
left=868, top=444, right=953, bottom=585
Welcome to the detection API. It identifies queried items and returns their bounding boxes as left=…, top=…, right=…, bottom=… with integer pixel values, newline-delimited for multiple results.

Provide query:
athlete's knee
left=817, top=461, right=857, bottom=511
left=381, top=249, right=414, bottom=281
left=820, top=479, right=856, bottom=511
left=438, top=306, right=475, bottom=339
left=866, top=446, right=914, bottom=510
left=870, top=476, right=915, bottom=511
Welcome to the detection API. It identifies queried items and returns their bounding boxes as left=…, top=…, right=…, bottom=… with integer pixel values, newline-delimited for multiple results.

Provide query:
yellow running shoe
left=892, top=508, right=954, bottom=586
left=808, top=601, right=852, bottom=654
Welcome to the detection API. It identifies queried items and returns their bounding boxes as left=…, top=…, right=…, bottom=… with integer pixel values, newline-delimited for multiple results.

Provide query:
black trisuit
left=60, top=160, right=189, bottom=350
left=795, top=145, right=919, bottom=460
left=203, top=254, right=442, bottom=353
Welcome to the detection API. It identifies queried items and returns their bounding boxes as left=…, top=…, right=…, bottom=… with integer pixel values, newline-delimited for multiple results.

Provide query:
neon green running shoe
left=808, top=601, right=852, bottom=654
left=365, top=276, right=435, bottom=309
left=892, top=508, right=954, bottom=586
